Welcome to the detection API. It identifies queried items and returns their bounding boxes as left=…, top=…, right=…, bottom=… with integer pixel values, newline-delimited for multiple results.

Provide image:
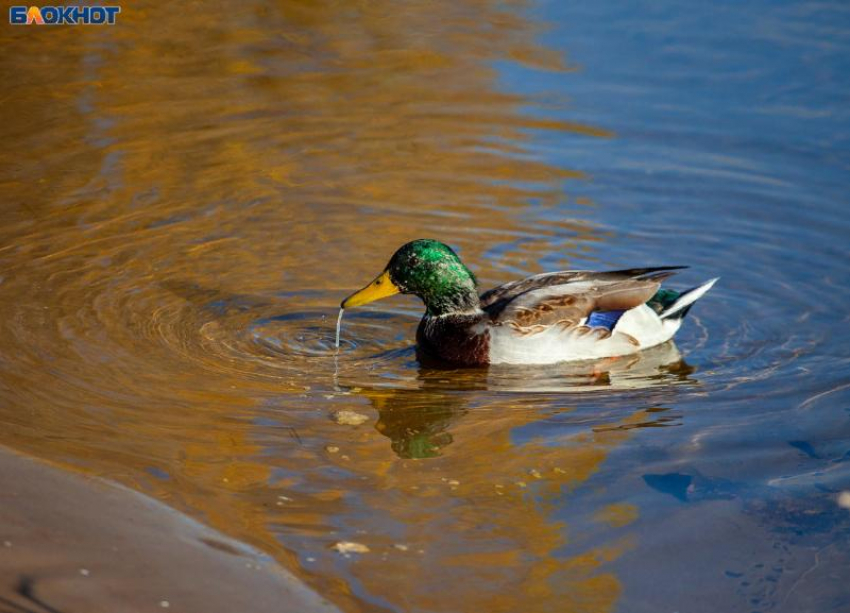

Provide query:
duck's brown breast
left=415, top=314, right=490, bottom=366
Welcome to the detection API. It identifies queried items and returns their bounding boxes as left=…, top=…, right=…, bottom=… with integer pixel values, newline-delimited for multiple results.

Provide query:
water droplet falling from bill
left=335, top=308, right=344, bottom=349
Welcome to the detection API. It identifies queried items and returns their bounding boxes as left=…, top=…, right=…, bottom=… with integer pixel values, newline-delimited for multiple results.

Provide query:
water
left=1, top=1, right=849, bottom=612
left=335, top=308, right=344, bottom=349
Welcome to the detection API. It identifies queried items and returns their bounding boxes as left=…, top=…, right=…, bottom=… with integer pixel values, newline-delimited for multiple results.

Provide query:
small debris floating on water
left=838, top=491, right=850, bottom=509
left=332, top=409, right=369, bottom=426
left=332, top=541, right=370, bottom=554
left=335, top=308, right=344, bottom=349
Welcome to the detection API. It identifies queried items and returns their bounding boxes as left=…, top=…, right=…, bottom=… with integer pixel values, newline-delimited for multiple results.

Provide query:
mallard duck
left=341, top=239, right=717, bottom=366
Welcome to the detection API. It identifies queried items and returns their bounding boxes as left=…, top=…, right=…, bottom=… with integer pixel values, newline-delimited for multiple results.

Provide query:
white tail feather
left=659, top=278, right=719, bottom=319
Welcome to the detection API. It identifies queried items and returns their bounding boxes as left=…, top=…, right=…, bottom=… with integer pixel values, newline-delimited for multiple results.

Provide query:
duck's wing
left=482, top=267, right=684, bottom=331
left=480, top=266, right=685, bottom=310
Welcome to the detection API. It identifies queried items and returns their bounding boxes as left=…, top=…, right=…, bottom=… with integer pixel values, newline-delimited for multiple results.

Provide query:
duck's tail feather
left=658, top=278, right=719, bottom=320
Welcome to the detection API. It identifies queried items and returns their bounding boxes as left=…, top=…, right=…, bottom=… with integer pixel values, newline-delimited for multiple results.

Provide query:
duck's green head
left=342, top=239, right=479, bottom=316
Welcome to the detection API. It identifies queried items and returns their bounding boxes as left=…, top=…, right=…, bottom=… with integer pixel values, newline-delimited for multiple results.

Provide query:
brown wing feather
left=483, top=267, right=684, bottom=333
left=480, top=266, right=685, bottom=310
left=493, top=293, right=593, bottom=331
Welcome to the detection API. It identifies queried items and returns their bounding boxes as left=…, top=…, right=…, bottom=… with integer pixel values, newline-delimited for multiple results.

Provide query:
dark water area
left=1, top=1, right=849, bottom=612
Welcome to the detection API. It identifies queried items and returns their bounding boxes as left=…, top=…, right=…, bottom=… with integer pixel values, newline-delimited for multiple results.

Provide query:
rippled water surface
left=2, top=1, right=849, bottom=611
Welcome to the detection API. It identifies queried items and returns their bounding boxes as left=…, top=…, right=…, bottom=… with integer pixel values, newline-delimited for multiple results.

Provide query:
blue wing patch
left=586, top=309, right=625, bottom=331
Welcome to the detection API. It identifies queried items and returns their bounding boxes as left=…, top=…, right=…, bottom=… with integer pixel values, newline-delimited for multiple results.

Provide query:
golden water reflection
left=322, top=368, right=686, bottom=611
left=0, top=1, right=687, bottom=611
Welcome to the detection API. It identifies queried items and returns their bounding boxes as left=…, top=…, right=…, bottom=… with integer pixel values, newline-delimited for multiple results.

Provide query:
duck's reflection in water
left=334, top=345, right=695, bottom=612
left=371, top=341, right=693, bottom=459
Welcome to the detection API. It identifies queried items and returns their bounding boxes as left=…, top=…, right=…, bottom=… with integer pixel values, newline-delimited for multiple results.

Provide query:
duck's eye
left=409, top=255, right=420, bottom=266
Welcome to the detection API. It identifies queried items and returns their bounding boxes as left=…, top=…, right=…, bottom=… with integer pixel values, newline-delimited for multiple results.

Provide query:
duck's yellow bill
left=341, top=270, right=400, bottom=308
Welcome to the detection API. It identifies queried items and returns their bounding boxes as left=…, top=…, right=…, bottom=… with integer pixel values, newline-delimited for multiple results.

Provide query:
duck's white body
left=487, top=304, right=677, bottom=364
left=484, top=276, right=717, bottom=365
